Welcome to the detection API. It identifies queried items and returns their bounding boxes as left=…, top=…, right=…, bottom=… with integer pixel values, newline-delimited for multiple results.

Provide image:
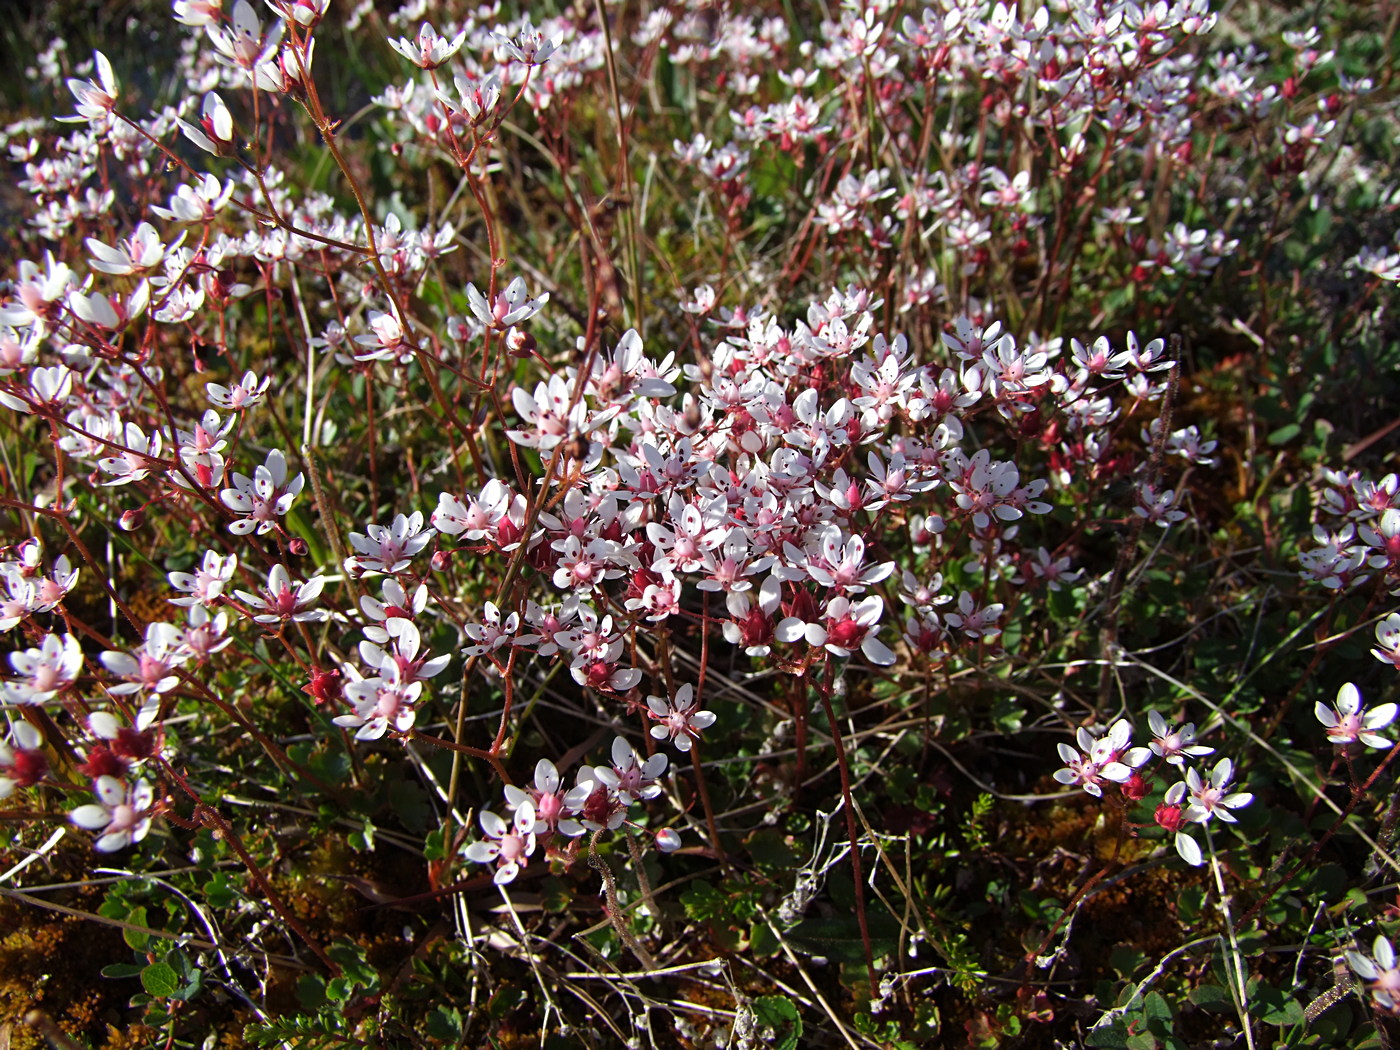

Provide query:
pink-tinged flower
left=432, top=479, right=522, bottom=542
left=345, top=511, right=435, bottom=576
left=1134, top=483, right=1187, bottom=529
left=463, top=806, right=537, bottom=885
left=1182, top=758, right=1253, bottom=824
left=61, top=51, right=119, bottom=124
left=219, top=448, right=304, bottom=535
left=646, top=494, right=727, bottom=573
left=647, top=684, right=717, bottom=753
left=504, top=759, right=586, bottom=839
left=570, top=656, right=642, bottom=695
left=359, top=621, right=450, bottom=684
left=208, top=0, right=284, bottom=71
left=1053, top=721, right=1150, bottom=798
left=593, top=736, right=668, bottom=805
left=565, top=769, right=628, bottom=832
left=334, top=667, right=423, bottom=740
left=234, top=564, right=329, bottom=625
left=151, top=174, right=233, bottom=224
left=388, top=22, right=467, bottom=70
left=493, top=26, right=562, bottom=65
left=1373, top=613, right=1400, bottom=669
left=173, top=0, right=221, bottom=27
left=177, top=91, right=235, bottom=159
left=584, top=329, right=678, bottom=406
left=508, top=374, right=588, bottom=451
left=1146, top=710, right=1213, bottom=766
left=723, top=576, right=783, bottom=656
left=0, top=254, right=74, bottom=334
left=1157, top=783, right=1204, bottom=865
left=177, top=605, right=231, bottom=663
left=0, top=722, right=47, bottom=797
left=207, top=370, right=270, bottom=411
left=942, top=590, right=1004, bottom=641
left=97, top=422, right=164, bottom=486
left=801, top=525, right=895, bottom=593
left=776, top=594, right=896, bottom=665
left=5, top=632, right=84, bottom=705
left=1348, top=936, right=1400, bottom=1012
left=86, top=222, right=174, bottom=276
left=1027, top=547, right=1082, bottom=591
left=0, top=326, right=39, bottom=377
left=463, top=602, right=524, bottom=657
left=1315, top=683, right=1396, bottom=750
left=552, top=535, right=627, bottom=591
left=267, top=0, right=329, bottom=27
left=168, top=550, right=238, bottom=608
left=0, top=571, right=40, bottom=633
left=467, top=277, right=549, bottom=330
left=360, top=579, right=427, bottom=645
left=70, top=776, right=155, bottom=852
left=0, top=364, right=74, bottom=414
left=100, top=622, right=187, bottom=701
left=352, top=311, right=420, bottom=365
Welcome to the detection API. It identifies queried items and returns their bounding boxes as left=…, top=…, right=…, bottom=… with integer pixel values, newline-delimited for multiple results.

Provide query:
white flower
left=62, top=51, right=119, bottom=124
left=219, top=448, right=304, bottom=535
left=1182, top=758, right=1253, bottom=824
left=1146, top=710, right=1213, bottom=766
left=1348, top=936, right=1400, bottom=1011
left=462, top=806, right=536, bottom=885
left=100, top=622, right=187, bottom=700
left=71, top=776, right=155, bottom=852
left=463, top=602, right=525, bottom=657
left=234, top=564, right=329, bottom=624
left=647, top=684, right=717, bottom=752
left=388, top=22, right=467, bottom=69
left=1315, top=683, right=1396, bottom=750
left=5, top=632, right=84, bottom=705
left=207, top=370, right=270, bottom=411
left=593, top=736, right=667, bottom=805
left=345, top=512, right=435, bottom=576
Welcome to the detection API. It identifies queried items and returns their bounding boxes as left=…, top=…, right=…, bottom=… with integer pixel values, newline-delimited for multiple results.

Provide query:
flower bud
left=505, top=327, right=536, bottom=359
left=655, top=828, right=682, bottom=853
left=431, top=549, right=452, bottom=572
left=1154, top=802, right=1185, bottom=833
left=288, top=537, right=309, bottom=556
left=119, top=508, right=144, bottom=531
left=1121, top=772, right=1150, bottom=801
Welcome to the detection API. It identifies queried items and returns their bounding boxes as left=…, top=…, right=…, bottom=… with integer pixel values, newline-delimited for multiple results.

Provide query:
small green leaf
left=752, top=995, right=802, bottom=1050
left=122, top=905, right=149, bottom=950
left=426, top=1005, right=464, bottom=1041
left=141, top=961, right=180, bottom=998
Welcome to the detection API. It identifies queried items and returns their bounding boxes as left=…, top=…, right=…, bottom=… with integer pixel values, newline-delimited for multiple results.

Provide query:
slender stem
left=817, top=656, right=877, bottom=996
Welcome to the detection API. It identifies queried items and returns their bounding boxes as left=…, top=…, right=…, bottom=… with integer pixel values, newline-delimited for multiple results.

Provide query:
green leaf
left=141, top=961, right=180, bottom=998
left=680, top=880, right=729, bottom=923
left=101, top=963, right=144, bottom=979
left=1086, top=1022, right=1129, bottom=1048
left=1142, top=992, right=1172, bottom=1024
left=750, top=921, right=780, bottom=958
left=752, top=995, right=802, bottom=1050
left=426, top=1005, right=464, bottom=1041
left=1267, top=423, right=1301, bottom=446
left=295, top=974, right=328, bottom=1011
left=122, top=905, right=149, bottom=950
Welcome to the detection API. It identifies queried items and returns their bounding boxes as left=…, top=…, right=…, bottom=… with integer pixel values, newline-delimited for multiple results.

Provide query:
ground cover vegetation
left=0, top=0, right=1399, bottom=1045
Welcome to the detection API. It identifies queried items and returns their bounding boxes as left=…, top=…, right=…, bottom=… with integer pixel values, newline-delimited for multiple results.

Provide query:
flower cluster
left=1054, top=711, right=1252, bottom=867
